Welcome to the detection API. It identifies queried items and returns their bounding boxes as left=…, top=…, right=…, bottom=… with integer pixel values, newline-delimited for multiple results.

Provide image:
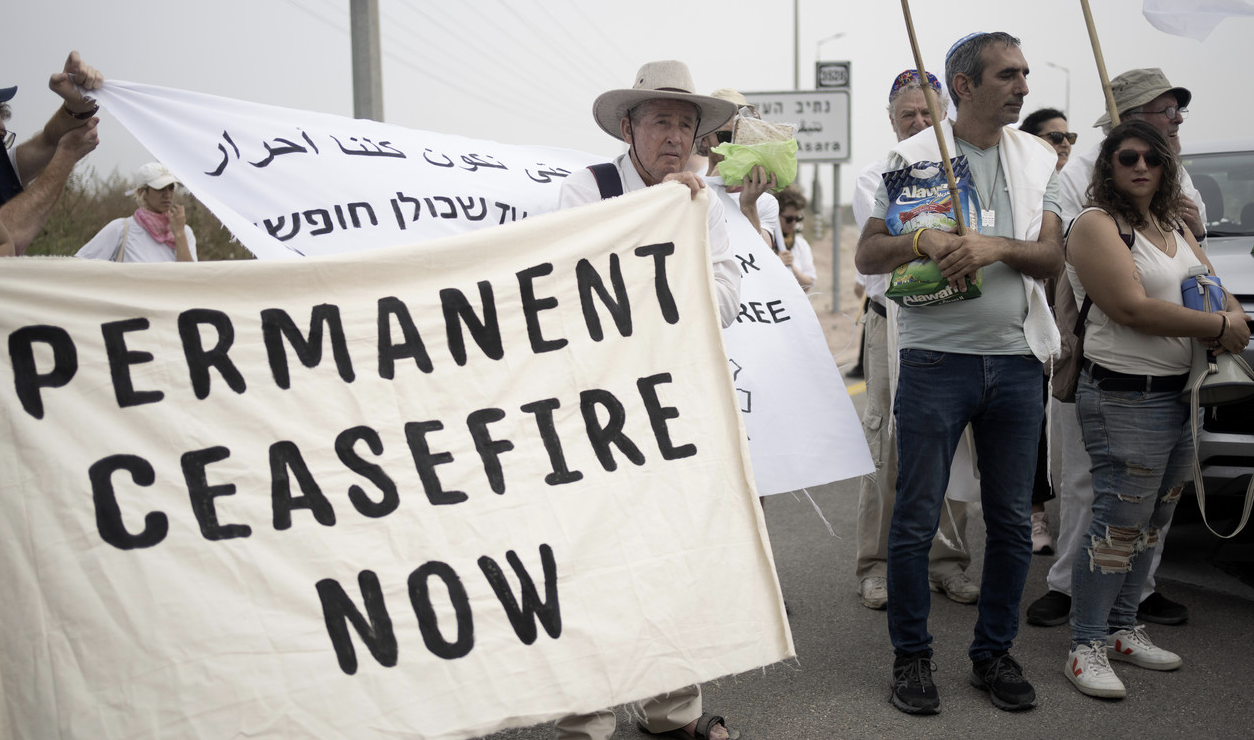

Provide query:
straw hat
left=593, top=61, right=737, bottom=141
left=1093, top=68, right=1192, bottom=128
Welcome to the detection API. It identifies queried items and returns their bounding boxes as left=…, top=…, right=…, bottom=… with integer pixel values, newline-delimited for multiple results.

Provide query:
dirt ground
left=801, top=209, right=866, bottom=377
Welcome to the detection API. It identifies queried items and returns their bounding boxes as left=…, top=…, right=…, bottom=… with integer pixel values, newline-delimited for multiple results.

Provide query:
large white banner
left=92, top=81, right=872, bottom=495
left=0, top=186, right=792, bottom=739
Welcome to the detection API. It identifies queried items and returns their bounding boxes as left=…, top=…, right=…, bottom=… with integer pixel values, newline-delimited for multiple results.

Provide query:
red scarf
left=133, top=208, right=176, bottom=250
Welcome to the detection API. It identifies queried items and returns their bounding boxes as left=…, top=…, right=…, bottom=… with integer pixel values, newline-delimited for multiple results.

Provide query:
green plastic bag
left=886, top=257, right=983, bottom=307
left=711, top=140, right=798, bottom=192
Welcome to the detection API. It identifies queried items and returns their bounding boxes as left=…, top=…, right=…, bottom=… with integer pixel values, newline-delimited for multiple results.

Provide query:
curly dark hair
left=1084, top=120, right=1181, bottom=231
left=774, top=184, right=807, bottom=212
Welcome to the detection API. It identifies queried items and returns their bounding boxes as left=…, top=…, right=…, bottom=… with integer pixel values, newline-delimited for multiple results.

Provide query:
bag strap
left=1187, top=352, right=1254, bottom=538
left=1063, top=208, right=1133, bottom=337
left=111, top=218, right=131, bottom=263
left=589, top=163, right=624, bottom=200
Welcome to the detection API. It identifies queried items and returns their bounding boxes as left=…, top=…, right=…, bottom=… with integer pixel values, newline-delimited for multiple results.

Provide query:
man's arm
left=855, top=217, right=920, bottom=276
left=13, top=51, right=102, bottom=186
left=0, top=218, right=14, bottom=257
left=927, top=211, right=1064, bottom=288
left=0, top=119, right=99, bottom=254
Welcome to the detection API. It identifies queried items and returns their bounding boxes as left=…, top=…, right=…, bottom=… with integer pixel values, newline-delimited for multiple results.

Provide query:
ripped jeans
left=1070, top=369, right=1194, bottom=644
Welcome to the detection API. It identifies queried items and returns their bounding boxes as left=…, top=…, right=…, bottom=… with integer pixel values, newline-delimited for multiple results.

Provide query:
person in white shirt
left=555, top=61, right=741, bottom=740
left=76, top=162, right=196, bottom=262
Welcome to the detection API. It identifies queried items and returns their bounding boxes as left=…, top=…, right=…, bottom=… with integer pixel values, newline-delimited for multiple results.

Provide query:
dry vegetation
left=25, top=166, right=254, bottom=261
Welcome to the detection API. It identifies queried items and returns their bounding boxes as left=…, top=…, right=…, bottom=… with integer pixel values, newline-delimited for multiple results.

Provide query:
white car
left=1182, top=140, right=1254, bottom=527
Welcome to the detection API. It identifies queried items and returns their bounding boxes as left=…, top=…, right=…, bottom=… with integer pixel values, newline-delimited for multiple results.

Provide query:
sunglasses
left=1114, top=148, right=1166, bottom=168
left=713, top=130, right=733, bottom=145
left=1040, top=131, right=1077, bottom=146
left=782, top=215, right=804, bottom=224
left=1, top=129, right=14, bottom=150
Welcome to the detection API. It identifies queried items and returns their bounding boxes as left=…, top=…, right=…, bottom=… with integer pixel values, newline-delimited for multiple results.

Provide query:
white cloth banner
left=0, top=186, right=793, bottom=739
left=92, top=81, right=872, bottom=495
left=1143, top=0, right=1254, bottom=40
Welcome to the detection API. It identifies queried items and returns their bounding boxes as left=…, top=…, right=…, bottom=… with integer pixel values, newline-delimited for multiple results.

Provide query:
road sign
left=816, top=61, right=850, bottom=89
left=742, top=90, right=851, bottom=163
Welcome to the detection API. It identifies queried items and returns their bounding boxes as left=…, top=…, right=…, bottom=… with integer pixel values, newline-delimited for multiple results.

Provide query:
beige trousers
left=555, top=684, right=702, bottom=740
left=855, top=308, right=971, bottom=581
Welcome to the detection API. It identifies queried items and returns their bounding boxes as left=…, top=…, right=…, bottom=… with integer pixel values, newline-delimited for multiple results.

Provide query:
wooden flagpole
left=1081, top=0, right=1120, bottom=127
left=899, top=0, right=966, bottom=236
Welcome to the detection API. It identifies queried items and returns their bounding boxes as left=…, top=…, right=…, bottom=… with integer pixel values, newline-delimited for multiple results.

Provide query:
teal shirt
left=872, top=138, right=1060, bottom=354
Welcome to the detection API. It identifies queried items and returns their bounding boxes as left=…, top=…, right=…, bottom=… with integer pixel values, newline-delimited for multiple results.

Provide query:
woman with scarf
left=76, top=162, right=195, bottom=262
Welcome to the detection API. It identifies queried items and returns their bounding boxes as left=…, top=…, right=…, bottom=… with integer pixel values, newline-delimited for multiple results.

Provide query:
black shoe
left=970, top=652, right=1036, bottom=711
left=891, top=653, right=940, bottom=715
left=1026, top=589, right=1071, bottom=627
left=1137, top=592, right=1189, bottom=625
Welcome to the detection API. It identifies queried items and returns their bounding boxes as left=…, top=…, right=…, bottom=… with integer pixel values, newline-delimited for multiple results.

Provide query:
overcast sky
left=4, top=0, right=1252, bottom=205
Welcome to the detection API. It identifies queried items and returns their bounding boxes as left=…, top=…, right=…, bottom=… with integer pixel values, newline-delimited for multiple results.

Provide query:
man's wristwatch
left=62, top=102, right=99, bottom=120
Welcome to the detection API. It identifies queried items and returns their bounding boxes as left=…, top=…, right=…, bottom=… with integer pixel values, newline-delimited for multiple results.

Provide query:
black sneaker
left=1137, top=592, right=1188, bottom=625
left=1026, top=589, right=1071, bottom=627
left=970, top=652, right=1036, bottom=711
left=891, top=653, right=940, bottom=715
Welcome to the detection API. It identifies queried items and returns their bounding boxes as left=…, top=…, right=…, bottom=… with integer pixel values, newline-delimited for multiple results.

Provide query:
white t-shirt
left=76, top=215, right=197, bottom=263
left=853, top=158, right=889, bottom=304
left=1068, top=218, right=1202, bottom=376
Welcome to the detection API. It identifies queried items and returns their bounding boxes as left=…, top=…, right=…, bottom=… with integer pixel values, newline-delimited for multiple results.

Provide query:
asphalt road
left=480, top=376, right=1254, bottom=740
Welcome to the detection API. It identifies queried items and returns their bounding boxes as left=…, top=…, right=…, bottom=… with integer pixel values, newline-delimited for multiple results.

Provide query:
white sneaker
left=1107, top=625, right=1183, bottom=671
left=1031, top=510, right=1054, bottom=554
left=929, top=572, right=979, bottom=604
left=1066, top=641, right=1126, bottom=699
left=859, top=576, right=887, bottom=610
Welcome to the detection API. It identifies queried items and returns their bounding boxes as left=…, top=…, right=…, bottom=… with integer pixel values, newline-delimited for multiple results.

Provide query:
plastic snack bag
left=882, top=157, right=982, bottom=307
left=712, top=116, right=798, bottom=191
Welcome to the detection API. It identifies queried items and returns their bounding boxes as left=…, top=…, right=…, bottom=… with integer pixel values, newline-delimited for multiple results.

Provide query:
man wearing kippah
left=857, top=32, right=1062, bottom=715
left=1026, top=68, right=1203, bottom=631
left=851, top=69, right=978, bottom=614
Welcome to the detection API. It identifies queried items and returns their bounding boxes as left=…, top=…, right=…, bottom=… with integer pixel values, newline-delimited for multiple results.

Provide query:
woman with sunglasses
left=1062, top=120, right=1250, bottom=699
left=1020, top=108, right=1076, bottom=172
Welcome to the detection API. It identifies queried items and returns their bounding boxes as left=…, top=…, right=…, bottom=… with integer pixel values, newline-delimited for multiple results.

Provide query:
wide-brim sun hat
left=1093, top=67, right=1192, bottom=128
left=593, top=60, right=737, bottom=142
left=126, top=161, right=179, bottom=196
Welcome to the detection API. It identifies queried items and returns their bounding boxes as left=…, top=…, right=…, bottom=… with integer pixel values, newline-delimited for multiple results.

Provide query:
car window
left=1182, top=151, right=1254, bottom=236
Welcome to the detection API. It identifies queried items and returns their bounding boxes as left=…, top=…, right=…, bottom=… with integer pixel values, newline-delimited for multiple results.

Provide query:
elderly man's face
left=1128, top=92, right=1184, bottom=154
left=890, top=88, right=934, bottom=142
left=622, top=99, right=698, bottom=185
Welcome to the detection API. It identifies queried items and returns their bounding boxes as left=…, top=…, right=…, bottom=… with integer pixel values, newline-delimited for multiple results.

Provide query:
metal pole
left=350, top=0, right=384, bottom=121
left=830, top=164, right=842, bottom=314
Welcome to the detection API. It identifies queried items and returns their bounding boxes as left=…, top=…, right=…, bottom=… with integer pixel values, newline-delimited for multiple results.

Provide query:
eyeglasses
left=713, top=130, right=733, bottom=145
left=1, top=129, right=14, bottom=150
left=1135, top=106, right=1188, bottom=120
left=1114, top=148, right=1166, bottom=168
left=1039, top=131, right=1077, bottom=146
left=782, top=215, right=804, bottom=224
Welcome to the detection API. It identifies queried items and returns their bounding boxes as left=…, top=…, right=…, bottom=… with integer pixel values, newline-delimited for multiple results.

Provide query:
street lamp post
left=1045, top=61, right=1071, bottom=119
left=815, top=32, right=847, bottom=313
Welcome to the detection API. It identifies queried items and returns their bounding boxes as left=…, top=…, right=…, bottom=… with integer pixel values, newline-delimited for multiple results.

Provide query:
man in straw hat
left=856, top=32, right=1063, bottom=715
left=1026, top=68, right=1203, bottom=632
left=554, top=61, right=741, bottom=740
left=0, top=50, right=102, bottom=255
left=851, top=69, right=980, bottom=614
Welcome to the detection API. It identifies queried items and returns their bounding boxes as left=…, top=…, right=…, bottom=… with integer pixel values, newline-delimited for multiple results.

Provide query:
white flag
left=1143, top=0, right=1254, bottom=41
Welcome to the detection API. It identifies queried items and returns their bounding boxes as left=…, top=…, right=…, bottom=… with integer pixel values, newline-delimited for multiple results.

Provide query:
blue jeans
left=887, top=351, right=1043, bottom=662
left=1069, top=370, right=1192, bottom=644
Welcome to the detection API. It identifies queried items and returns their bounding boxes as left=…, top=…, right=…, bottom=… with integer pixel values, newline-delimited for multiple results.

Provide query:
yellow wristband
left=912, top=228, right=926, bottom=258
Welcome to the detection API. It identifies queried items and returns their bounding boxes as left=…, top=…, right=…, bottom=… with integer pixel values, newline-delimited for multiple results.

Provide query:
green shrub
left=26, top=166, right=254, bottom=261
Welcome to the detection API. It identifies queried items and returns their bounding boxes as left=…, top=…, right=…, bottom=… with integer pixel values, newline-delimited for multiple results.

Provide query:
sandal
left=637, top=712, right=741, bottom=740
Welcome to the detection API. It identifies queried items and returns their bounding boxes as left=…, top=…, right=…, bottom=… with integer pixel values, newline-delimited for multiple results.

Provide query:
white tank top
left=1067, top=215, right=1202, bottom=376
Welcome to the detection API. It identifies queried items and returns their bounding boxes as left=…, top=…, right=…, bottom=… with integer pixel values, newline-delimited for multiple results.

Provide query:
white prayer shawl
left=889, top=120, right=1062, bottom=363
